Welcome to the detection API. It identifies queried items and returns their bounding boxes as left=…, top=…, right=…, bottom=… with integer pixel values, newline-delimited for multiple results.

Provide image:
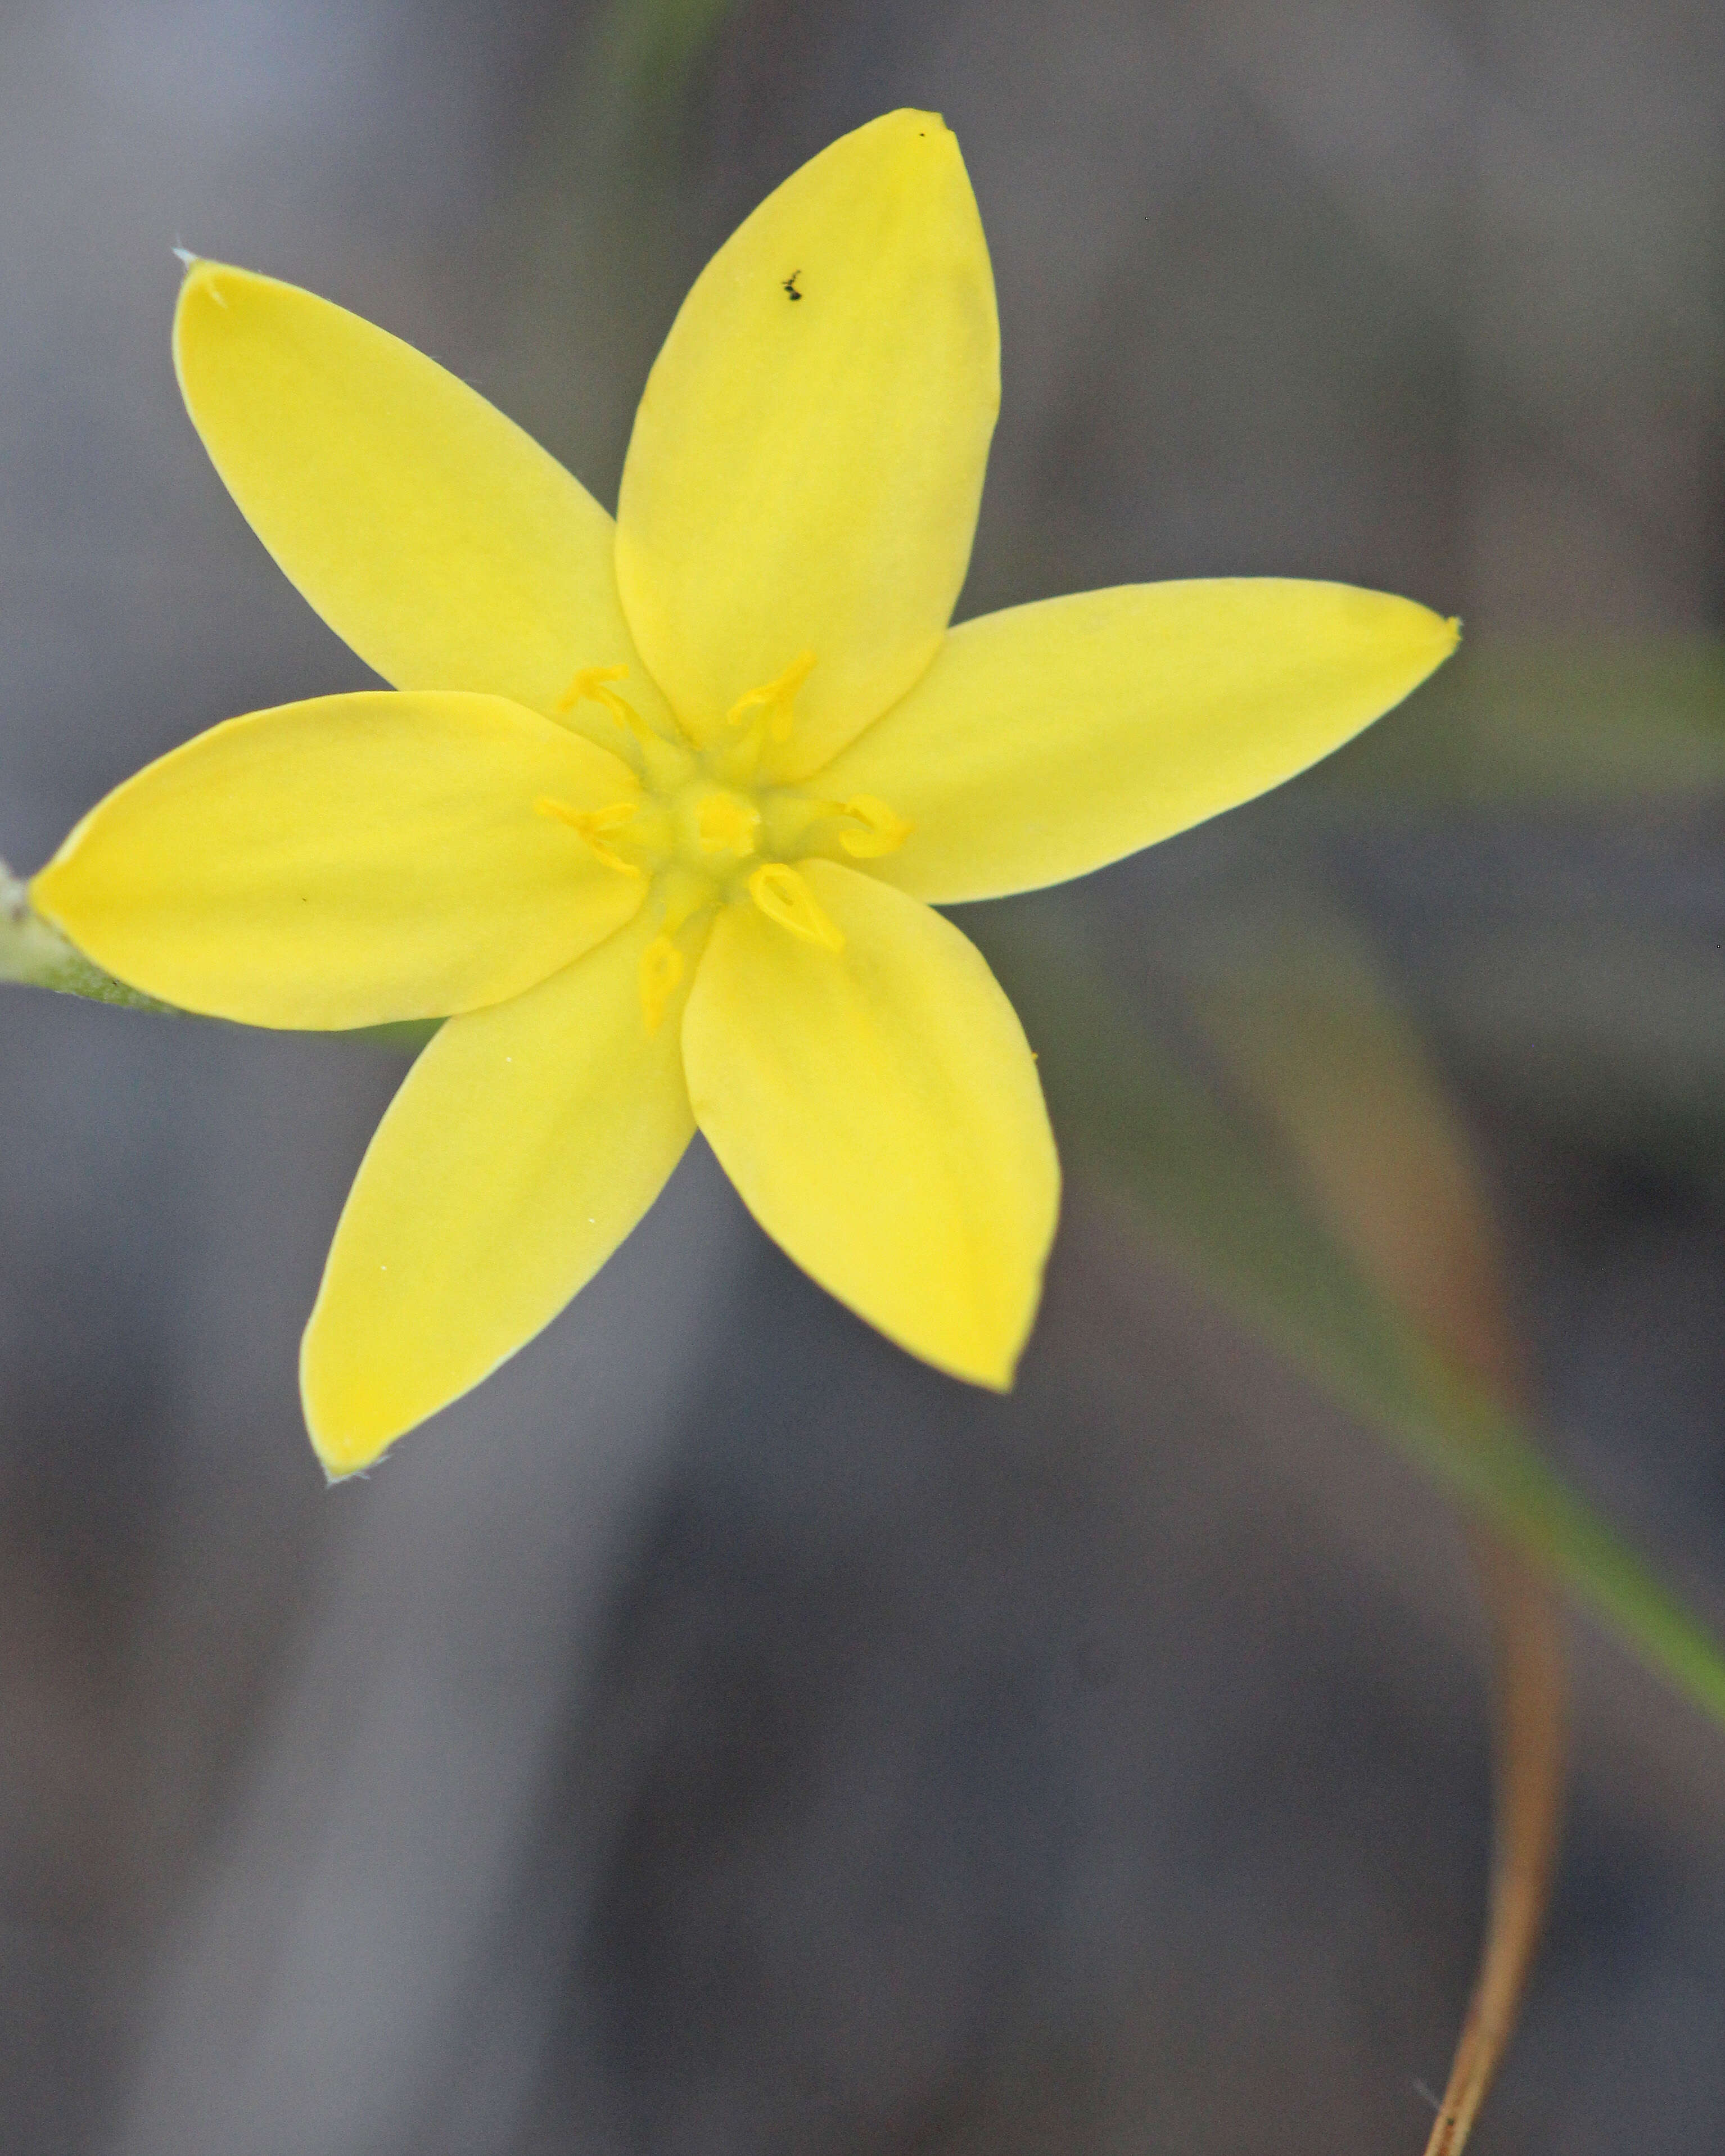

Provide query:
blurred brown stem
left=1424, top=1533, right=1566, bottom=2156
left=1191, top=949, right=1570, bottom=2153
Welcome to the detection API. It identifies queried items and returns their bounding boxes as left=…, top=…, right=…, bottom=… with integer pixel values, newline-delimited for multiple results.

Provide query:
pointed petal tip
left=856, top=1263, right=1037, bottom=1394
left=318, top=1451, right=381, bottom=1490
left=909, top=1323, right=1025, bottom=1394
left=301, top=1318, right=401, bottom=1481
left=172, top=256, right=246, bottom=350
left=302, top=1373, right=403, bottom=1484
left=174, top=253, right=227, bottom=299
left=867, top=107, right=965, bottom=173
left=173, top=258, right=287, bottom=351
left=947, top=1313, right=1031, bottom=1394
left=1413, top=601, right=1463, bottom=681
left=884, top=105, right=951, bottom=135
left=1381, top=591, right=1461, bottom=667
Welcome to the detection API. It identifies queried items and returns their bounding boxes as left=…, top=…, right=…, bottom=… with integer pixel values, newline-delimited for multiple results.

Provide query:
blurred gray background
left=2, top=2, right=1723, bottom=2150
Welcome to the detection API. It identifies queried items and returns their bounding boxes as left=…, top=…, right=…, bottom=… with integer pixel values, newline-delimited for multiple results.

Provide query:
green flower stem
left=1, top=855, right=175, bottom=1010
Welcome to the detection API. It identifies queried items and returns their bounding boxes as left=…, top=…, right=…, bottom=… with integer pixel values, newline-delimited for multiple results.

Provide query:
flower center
left=694, top=790, right=760, bottom=857
left=538, top=657, right=911, bottom=1032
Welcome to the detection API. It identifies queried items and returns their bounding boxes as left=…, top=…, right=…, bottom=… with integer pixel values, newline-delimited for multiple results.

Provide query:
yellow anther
left=834, top=794, right=914, bottom=859
left=535, top=796, right=643, bottom=878
left=696, top=792, right=761, bottom=856
left=639, top=933, right=685, bottom=1035
left=747, top=864, right=845, bottom=951
left=725, top=649, right=816, bottom=744
left=556, top=663, right=629, bottom=714
left=556, top=662, right=666, bottom=751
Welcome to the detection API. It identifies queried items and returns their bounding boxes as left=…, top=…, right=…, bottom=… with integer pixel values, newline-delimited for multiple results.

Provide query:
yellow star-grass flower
left=31, top=111, right=1456, bottom=1476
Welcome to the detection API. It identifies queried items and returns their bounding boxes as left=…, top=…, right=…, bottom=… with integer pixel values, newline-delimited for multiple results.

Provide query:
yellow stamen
left=725, top=649, right=816, bottom=745
left=556, top=663, right=629, bottom=715
left=638, top=933, right=685, bottom=1034
left=747, top=864, right=845, bottom=951
left=697, top=793, right=761, bottom=856
left=834, top=794, right=914, bottom=859
left=556, top=662, right=671, bottom=755
left=535, top=796, right=643, bottom=878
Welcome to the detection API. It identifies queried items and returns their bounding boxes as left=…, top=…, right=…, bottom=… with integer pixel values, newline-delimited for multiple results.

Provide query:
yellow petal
left=302, top=908, right=696, bottom=1473
left=683, top=860, right=1057, bottom=1387
left=31, top=692, right=643, bottom=1028
left=615, top=110, right=999, bottom=780
left=174, top=260, right=676, bottom=748
left=819, top=580, right=1460, bottom=902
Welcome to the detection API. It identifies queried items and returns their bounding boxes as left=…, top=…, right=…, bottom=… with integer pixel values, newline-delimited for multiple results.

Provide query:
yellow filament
left=725, top=649, right=816, bottom=744
left=638, top=933, right=685, bottom=1034
left=535, top=796, right=643, bottom=877
left=834, top=794, right=913, bottom=859
left=697, top=793, right=761, bottom=856
left=747, top=864, right=845, bottom=951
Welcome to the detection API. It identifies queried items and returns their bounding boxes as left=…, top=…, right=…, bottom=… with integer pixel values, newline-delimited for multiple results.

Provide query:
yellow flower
left=31, top=111, right=1456, bottom=1476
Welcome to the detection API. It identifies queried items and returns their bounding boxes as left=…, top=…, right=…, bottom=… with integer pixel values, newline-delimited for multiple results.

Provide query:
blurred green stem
left=1, top=854, right=174, bottom=1010
left=991, top=916, right=1725, bottom=1734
